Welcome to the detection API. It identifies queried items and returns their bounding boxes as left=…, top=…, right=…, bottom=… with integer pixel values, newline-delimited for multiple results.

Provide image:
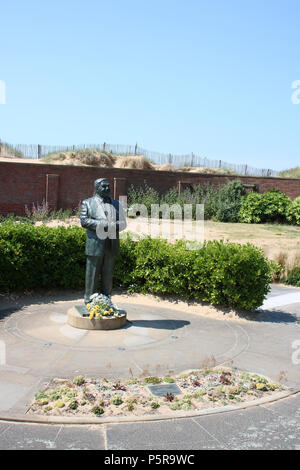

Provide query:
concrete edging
left=0, top=388, right=299, bottom=426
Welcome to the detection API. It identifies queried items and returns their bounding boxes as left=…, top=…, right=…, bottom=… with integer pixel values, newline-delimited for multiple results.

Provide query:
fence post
left=103, top=142, right=106, bottom=151
left=134, top=143, right=138, bottom=155
left=244, top=164, right=247, bottom=175
left=191, top=153, right=194, bottom=167
left=219, top=160, right=221, bottom=168
left=168, top=153, right=172, bottom=164
left=38, top=144, right=42, bottom=159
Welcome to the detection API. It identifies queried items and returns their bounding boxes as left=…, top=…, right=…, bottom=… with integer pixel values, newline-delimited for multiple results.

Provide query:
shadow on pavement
left=128, top=319, right=190, bottom=330
left=253, top=309, right=299, bottom=324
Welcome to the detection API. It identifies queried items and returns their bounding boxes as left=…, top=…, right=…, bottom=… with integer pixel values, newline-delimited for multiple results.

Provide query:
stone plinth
left=67, top=306, right=127, bottom=330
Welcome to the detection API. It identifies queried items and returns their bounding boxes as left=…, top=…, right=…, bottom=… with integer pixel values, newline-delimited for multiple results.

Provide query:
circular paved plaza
left=0, top=284, right=300, bottom=449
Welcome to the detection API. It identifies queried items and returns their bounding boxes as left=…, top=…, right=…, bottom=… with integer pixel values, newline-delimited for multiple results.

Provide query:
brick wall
left=0, top=160, right=300, bottom=216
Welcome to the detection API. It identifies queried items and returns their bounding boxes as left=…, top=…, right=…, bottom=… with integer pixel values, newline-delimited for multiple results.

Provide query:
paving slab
left=193, top=399, right=300, bottom=450
left=0, top=381, right=30, bottom=412
left=106, top=418, right=224, bottom=450
left=262, top=393, right=300, bottom=420
left=0, top=422, right=105, bottom=450
left=0, top=423, right=61, bottom=450
left=54, top=425, right=105, bottom=450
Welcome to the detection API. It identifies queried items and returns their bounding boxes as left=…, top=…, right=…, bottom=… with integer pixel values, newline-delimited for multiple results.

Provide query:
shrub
left=22, top=202, right=78, bottom=222
left=127, top=237, right=272, bottom=310
left=128, top=182, right=222, bottom=220
left=239, top=192, right=264, bottom=223
left=0, top=213, right=34, bottom=224
left=239, top=189, right=292, bottom=224
left=260, top=189, right=292, bottom=223
left=201, top=184, right=222, bottom=220
left=285, top=267, right=300, bottom=287
left=215, top=180, right=246, bottom=223
left=286, top=197, right=300, bottom=226
left=0, top=222, right=86, bottom=291
left=0, top=223, right=272, bottom=310
left=128, top=183, right=160, bottom=214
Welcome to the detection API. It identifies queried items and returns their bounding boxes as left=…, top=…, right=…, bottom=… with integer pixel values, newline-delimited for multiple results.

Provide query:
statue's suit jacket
left=80, top=195, right=127, bottom=257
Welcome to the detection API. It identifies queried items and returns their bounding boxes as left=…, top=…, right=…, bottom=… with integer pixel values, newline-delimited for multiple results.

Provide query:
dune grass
left=278, top=167, right=300, bottom=178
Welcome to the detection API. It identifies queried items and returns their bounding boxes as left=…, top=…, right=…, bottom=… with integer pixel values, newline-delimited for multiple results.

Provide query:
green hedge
left=239, top=189, right=293, bottom=224
left=0, top=222, right=273, bottom=310
left=0, top=222, right=86, bottom=291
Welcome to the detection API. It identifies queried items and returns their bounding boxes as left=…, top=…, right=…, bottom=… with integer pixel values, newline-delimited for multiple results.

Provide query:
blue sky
left=0, top=0, right=300, bottom=171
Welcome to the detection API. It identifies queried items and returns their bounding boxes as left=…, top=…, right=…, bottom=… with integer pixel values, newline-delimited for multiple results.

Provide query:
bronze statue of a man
left=80, top=178, right=127, bottom=304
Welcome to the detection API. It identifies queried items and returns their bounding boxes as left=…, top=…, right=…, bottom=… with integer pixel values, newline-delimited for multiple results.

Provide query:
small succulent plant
left=164, top=376, right=175, bottom=383
left=164, top=393, right=175, bottom=402
left=53, top=400, right=65, bottom=408
left=143, top=376, right=162, bottom=385
left=112, top=382, right=126, bottom=391
left=69, top=401, right=79, bottom=410
left=150, top=401, right=160, bottom=409
left=37, top=398, right=49, bottom=406
left=111, top=395, right=123, bottom=406
left=91, top=406, right=104, bottom=416
left=73, top=376, right=85, bottom=386
left=219, top=372, right=232, bottom=385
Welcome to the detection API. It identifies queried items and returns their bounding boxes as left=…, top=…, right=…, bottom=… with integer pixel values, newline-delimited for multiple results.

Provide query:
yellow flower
left=86, top=304, right=91, bottom=310
left=109, top=308, right=114, bottom=313
left=103, top=311, right=109, bottom=316
left=89, top=310, right=95, bottom=320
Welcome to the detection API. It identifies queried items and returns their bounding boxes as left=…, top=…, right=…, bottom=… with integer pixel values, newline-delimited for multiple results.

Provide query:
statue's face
left=96, top=179, right=110, bottom=198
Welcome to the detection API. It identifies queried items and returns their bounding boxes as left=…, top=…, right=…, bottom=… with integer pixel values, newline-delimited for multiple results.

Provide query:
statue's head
left=94, top=178, right=111, bottom=199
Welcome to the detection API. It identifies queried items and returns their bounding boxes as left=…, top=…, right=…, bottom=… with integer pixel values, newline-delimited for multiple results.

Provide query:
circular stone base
left=67, top=306, right=127, bottom=330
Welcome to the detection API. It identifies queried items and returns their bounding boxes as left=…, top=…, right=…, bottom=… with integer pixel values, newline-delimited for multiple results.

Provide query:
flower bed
left=29, top=368, right=284, bottom=418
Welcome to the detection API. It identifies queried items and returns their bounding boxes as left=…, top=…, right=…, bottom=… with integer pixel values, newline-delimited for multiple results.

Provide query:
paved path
left=0, top=284, right=300, bottom=449
left=0, top=393, right=300, bottom=450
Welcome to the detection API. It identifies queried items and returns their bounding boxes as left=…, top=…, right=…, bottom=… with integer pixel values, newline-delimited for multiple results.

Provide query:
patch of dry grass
left=43, top=149, right=115, bottom=167
left=114, top=155, right=154, bottom=170
left=278, top=167, right=300, bottom=179
left=155, top=163, right=176, bottom=171
left=177, top=166, right=237, bottom=175
left=42, top=150, right=156, bottom=170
